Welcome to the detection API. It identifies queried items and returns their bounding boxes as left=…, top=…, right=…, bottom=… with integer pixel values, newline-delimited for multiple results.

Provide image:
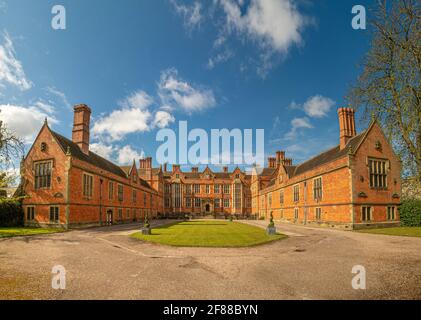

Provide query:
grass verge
left=131, top=220, right=286, bottom=247
left=357, top=226, right=421, bottom=237
left=0, top=227, right=64, bottom=238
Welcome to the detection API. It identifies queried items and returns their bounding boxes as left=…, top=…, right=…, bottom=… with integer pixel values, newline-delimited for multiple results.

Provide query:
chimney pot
left=223, top=166, right=228, bottom=173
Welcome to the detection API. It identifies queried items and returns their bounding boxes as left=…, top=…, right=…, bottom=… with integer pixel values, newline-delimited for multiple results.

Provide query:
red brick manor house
left=21, top=104, right=401, bottom=229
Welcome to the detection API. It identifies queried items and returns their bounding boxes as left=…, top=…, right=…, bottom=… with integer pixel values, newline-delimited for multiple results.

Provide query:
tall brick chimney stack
left=192, top=167, right=198, bottom=173
left=139, top=157, right=153, bottom=180
left=338, top=107, right=356, bottom=150
left=268, top=157, right=276, bottom=168
left=139, top=157, right=152, bottom=168
left=146, top=157, right=152, bottom=168
left=284, top=158, right=293, bottom=166
left=276, top=151, right=285, bottom=167
left=72, top=104, right=91, bottom=155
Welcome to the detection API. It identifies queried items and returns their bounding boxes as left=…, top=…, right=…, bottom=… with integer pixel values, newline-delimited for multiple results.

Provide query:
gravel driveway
left=1, top=220, right=420, bottom=300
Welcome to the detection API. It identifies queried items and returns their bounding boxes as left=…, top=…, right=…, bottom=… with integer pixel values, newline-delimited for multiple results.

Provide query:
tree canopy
left=348, top=0, right=421, bottom=181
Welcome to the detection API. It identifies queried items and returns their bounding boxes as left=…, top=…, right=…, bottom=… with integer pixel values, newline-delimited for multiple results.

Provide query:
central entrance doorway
left=201, top=200, right=214, bottom=216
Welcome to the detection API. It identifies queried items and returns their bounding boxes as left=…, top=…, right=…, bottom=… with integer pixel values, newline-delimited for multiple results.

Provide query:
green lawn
left=0, top=227, right=64, bottom=238
left=131, top=220, right=286, bottom=247
left=357, top=227, right=421, bottom=237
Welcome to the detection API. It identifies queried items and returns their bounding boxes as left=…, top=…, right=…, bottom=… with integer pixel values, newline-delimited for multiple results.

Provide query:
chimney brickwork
left=338, top=107, right=357, bottom=149
left=72, top=104, right=91, bottom=155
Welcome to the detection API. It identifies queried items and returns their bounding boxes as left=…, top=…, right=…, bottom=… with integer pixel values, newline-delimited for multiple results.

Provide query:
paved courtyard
left=1, top=220, right=420, bottom=300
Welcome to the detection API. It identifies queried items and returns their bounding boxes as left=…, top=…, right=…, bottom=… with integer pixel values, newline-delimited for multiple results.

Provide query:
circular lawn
left=131, top=220, right=286, bottom=247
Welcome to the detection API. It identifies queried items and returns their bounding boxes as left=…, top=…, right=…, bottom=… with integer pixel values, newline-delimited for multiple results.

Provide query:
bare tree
left=0, top=118, right=24, bottom=187
left=347, top=0, right=421, bottom=181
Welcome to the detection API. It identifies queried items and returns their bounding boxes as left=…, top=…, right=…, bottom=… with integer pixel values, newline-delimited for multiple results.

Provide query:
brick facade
left=21, top=105, right=401, bottom=230
left=21, top=105, right=159, bottom=228
left=252, top=108, right=402, bottom=229
left=140, top=165, right=252, bottom=218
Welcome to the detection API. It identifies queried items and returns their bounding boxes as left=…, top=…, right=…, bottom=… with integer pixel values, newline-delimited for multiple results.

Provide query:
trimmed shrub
left=0, top=199, right=23, bottom=227
left=399, top=200, right=421, bottom=226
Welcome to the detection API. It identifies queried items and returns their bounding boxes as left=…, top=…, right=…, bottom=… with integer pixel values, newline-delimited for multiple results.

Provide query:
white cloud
left=291, top=117, right=313, bottom=129
left=153, top=110, right=175, bottom=129
left=118, top=90, right=153, bottom=110
left=117, top=145, right=145, bottom=165
left=303, top=95, right=335, bottom=118
left=0, top=1, right=7, bottom=13
left=34, top=101, right=55, bottom=114
left=215, top=0, right=311, bottom=75
left=92, top=69, right=215, bottom=141
left=207, top=49, right=234, bottom=69
left=219, top=0, right=307, bottom=52
left=158, top=68, right=216, bottom=113
left=92, top=107, right=152, bottom=141
left=90, top=142, right=115, bottom=159
left=288, top=100, right=301, bottom=110
left=92, top=85, right=179, bottom=142
left=90, top=142, right=145, bottom=165
left=170, top=0, right=203, bottom=31
left=45, top=86, right=72, bottom=110
left=0, top=31, right=32, bottom=91
left=285, top=117, right=313, bottom=140
left=0, top=104, right=58, bottom=142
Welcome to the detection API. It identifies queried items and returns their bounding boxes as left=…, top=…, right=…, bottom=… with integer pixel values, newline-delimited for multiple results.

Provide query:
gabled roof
left=284, top=166, right=296, bottom=177
left=160, top=168, right=240, bottom=180
left=183, top=172, right=201, bottom=179
left=51, top=130, right=129, bottom=179
left=267, top=179, right=276, bottom=187
left=138, top=168, right=161, bottom=176
left=291, top=132, right=365, bottom=177
left=120, top=166, right=132, bottom=175
left=51, top=130, right=153, bottom=190
left=214, top=172, right=231, bottom=179
left=139, top=179, right=153, bottom=189
left=260, top=168, right=276, bottom=176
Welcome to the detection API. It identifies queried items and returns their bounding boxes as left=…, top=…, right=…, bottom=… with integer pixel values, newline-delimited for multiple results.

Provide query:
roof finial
left=371, top=112, right=376, bottom=123
left=66, top=146, right=71, bottom=156
left=44, top=117, right=48, bottom=126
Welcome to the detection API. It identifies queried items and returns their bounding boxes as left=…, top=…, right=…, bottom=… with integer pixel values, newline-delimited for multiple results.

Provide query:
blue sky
left=0, top=0, right=374, bottom=170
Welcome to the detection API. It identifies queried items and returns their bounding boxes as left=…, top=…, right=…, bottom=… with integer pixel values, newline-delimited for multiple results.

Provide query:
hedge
left=399, top=200, right=421, bottom=227
left=0, top=199, right=23, bottom=227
